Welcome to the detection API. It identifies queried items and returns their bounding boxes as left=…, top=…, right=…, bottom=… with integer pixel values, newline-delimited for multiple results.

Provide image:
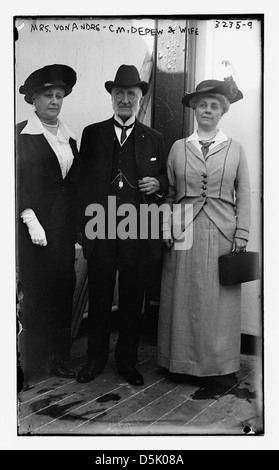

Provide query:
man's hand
left=138, top=177, right=160, bottom=195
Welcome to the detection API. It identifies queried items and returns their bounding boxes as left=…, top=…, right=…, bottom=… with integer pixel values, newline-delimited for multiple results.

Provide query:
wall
left=153, top=18, right=198, bottom=154
left=195, top=18, right=262, bottom=336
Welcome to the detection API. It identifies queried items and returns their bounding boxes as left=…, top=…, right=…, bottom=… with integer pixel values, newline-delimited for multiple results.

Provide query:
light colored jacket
left=162, top=137, right=251, bottom=242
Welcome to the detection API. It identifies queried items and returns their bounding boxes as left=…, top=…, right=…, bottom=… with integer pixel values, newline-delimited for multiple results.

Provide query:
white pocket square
left=150, top=157, right=157, bottom=161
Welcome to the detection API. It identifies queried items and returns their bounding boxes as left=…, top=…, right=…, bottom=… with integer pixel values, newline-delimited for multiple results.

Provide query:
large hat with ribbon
left=105, top=64, right=149, bottom=95
left=182, top=76, right=243, bottom=107
left=19, top=64, right=77, bottom=104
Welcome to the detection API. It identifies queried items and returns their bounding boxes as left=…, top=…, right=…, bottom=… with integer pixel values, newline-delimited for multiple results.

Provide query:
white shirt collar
left=187, top=129, right=228, bottom=143
left=113, top=114, right=136, bottom=127
left=20, top=111, right=76, bottom=140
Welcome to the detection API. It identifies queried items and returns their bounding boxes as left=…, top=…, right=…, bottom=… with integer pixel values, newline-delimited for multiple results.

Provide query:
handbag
left=218, top=251, right=260, bottom=286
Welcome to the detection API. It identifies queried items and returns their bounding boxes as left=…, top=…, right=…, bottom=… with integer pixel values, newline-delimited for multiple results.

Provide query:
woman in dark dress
left=16, top=64, right=81, bottom=384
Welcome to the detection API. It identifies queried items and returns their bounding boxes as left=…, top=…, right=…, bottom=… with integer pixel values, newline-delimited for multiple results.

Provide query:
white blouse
left=43, top=126, right=74, bottom=179
left=20, top=111, right=75, bottom=179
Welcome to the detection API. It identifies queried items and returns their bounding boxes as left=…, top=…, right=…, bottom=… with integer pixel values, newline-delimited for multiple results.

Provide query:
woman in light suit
left=16, top=64, right=81, bottom=384
left=157, top=77, right=251, bottom=379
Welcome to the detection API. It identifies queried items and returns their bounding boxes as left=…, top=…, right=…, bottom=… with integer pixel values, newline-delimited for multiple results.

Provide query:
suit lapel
left=98, top=118, right=115, bottom=168
left=32, top=134, right=81, bottom=183
left=33, top=134, right=63, bottom=182
left=64, top=138, right=81, bottom=182
left=206, top=140, right=230, bottom=158
left=134, top=120, right=148, bottom=166
left=186, top=141, right=204, bottom=163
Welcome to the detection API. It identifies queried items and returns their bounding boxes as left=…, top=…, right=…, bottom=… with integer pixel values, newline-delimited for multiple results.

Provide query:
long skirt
left=17, top=225, right=76, bottom=377
left=157, top=209, right=241, bottom=377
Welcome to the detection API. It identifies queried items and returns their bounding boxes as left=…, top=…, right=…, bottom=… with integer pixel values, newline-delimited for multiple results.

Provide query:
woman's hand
left=28, top=223, right=47, bottom=246
left=233, top=237, right=248, bottom=253
left=21, top=209, right=47, bottom=246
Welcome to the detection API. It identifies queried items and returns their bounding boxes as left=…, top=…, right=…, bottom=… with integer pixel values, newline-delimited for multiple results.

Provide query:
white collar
left=113, top=114, right=136, bottom=127
left=187, top=129, right=228, bottom=143
left=20, top=111, right=76, bottom=140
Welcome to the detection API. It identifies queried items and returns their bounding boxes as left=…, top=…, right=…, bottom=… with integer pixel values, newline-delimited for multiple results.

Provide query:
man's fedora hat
left=19, top=64, right=77, bottom=104
left=105, top=64, right=149, bottom=95
left=182, top=76, right=243, bottom=107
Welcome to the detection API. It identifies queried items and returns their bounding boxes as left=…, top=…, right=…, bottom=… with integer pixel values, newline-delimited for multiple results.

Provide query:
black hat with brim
left=105, top=64, right=149, bottom=95
left=19, top=64, right=77, bottom=104
left=182, top=77, right=243, bottom=107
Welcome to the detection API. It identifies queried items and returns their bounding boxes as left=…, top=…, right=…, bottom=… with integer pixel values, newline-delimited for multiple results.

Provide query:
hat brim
left=182, top=85, right=243, bottom=107
left=23, top=83, right=73, bottom=104
left=19, top=64, right=76, bottom=104
left=105, top=80, right=149, bottom=96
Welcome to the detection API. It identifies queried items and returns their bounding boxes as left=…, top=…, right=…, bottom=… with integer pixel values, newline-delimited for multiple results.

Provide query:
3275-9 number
left=215, top=20, right=253, bottom=29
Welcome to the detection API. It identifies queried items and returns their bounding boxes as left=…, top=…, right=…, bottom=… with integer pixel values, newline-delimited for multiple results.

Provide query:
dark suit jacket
left=78, top=117, right=168, bottom=260
left=16, top=120, right=81, bottom=231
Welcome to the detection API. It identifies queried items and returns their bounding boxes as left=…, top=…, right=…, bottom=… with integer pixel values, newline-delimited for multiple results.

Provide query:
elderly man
left=77, top=64, right=168, bottom=385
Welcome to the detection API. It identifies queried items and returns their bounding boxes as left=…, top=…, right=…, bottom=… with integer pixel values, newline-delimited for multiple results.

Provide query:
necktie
left=114, top=119, right=135, bottom=144
left=199, top=141, right=215, bottom=158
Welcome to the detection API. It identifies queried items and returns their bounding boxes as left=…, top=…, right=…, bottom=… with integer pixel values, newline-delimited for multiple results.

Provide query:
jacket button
left=201, top=192, right=207, bottom=197
left=202, top=173, right=207, bottom=178
left=203, top=180, right=207, bottom=184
